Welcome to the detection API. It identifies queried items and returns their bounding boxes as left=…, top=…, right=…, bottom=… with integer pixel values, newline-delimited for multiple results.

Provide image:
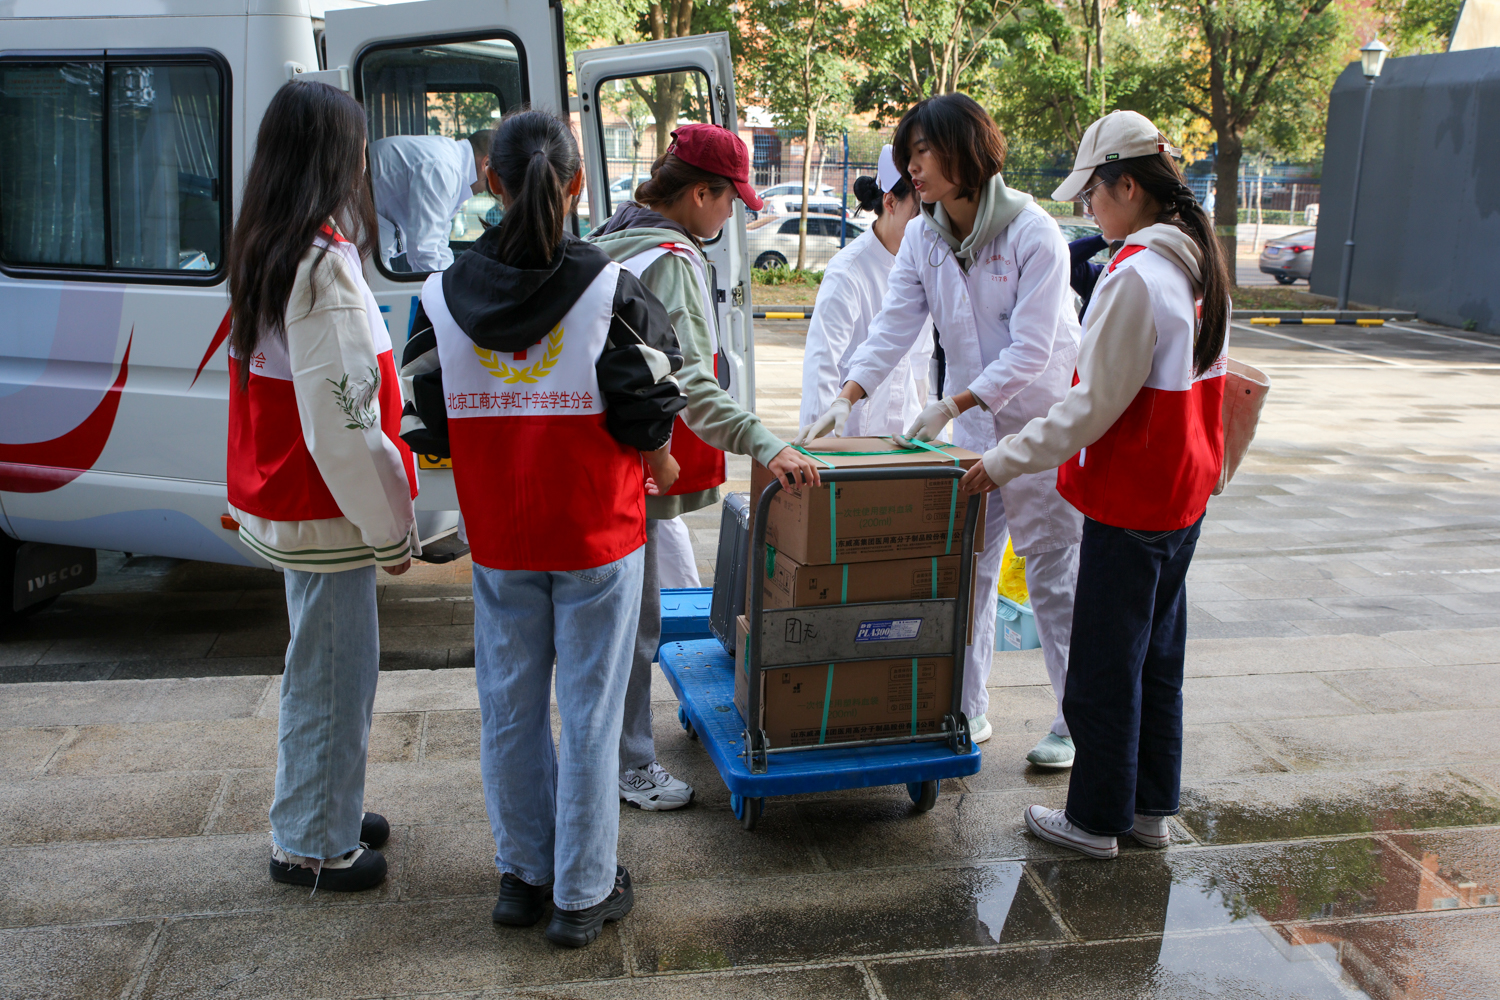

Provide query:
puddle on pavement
left=1177, top=775, right=1500, bottom=845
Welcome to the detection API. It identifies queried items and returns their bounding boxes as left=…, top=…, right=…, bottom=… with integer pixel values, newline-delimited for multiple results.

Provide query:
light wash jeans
left=619, top=521, right=661, bottom=775
left=269, top=565, right=380, bottom=860
left=474, top=546, right=643, bottom=910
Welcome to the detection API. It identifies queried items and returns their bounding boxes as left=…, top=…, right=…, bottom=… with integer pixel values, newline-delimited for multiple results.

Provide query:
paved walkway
left=3, top=317, right=1500, bottom=998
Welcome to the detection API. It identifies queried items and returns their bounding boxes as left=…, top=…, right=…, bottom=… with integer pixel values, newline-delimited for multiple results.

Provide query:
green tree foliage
left=1374, top=0, right=1464, bottom=54
left=743, top=0, right=857, bottom=268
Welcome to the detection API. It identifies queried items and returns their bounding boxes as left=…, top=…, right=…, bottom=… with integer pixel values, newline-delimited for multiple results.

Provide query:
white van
left=0, top=0, right=757, bottom=615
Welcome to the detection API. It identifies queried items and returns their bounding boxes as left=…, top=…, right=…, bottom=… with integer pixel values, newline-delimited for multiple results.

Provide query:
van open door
left=574, top=34, right=757, bottom=412
left=319, top=0, right=567, bottom=526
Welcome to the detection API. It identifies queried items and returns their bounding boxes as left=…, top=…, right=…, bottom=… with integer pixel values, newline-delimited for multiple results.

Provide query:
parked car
left=757, top=182, right=837, bottom=201
left=747, top=213, right=864, bottom=271
left=1259, top=229, right=1316, bottom=284
left=1058, top=221, right=1111, bottom=265
left=758, top=194, right=847, bottom=219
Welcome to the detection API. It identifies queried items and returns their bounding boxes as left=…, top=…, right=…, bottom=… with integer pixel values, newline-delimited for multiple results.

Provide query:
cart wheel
left=908, top=779, right=940, bottom=812
left=731, top=793, right=764, bottom=831
left=677, top=705, right=698, bottom=740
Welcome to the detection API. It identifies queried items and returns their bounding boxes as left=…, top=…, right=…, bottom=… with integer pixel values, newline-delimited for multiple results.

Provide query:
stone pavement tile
left=1452, top=571, right=1500, bottom=594
left=1181, top=723, right=1287, bottom=780
left=1312, top=595, right=1457, bottom=619
left=869, top=927, right=1356, bottom=999
left=1185, top=620, right=1311, bottom=640
left=1319, top=663, right=1500, bottom=713
left=201, top=771, right=273, bottom=835
left=1290, top=614, right=1495, bottom=637
left=978, top=684, right=1058, bottom=735
left=136, top=899, right=625, bottom=1000
left=983, top=648, right=1047, bottom=687
left=1386, top=827, right=1500, bottom=907
left=0, top=726, right=72, bottom=777
left=36, top=632, right=219, bottom=664
left=1183, top=673, right=1366, bottom=724
left=796, top=787, right=1071, bottom=870
left=378, top=624, right=477, bottom=653
left=372, top=668, right=480, bottom=714
left=1184, top=580, right=1255, bottom=603
left=0, top=772, right=224, bottom=846
left=111, top=656, right=285, bottom=680
left=0, top=661, right=118, bottom=683
left=373, top=600, right=458, bottom=627
left=959, top=734, right=1074, bottom=793
left=0, top=638, right=50, bottom=668
left=47, top=719, right=279, bottom=775
left=380, top=650, right=452, bottom=671
left=0, top=920, right=157, bottom=1000
left=1427, top=591, right=1500, bottom=615
left=422, top=709, right=482, bottom=761
left=1176, top=769, right=1500, bottom=846
left=629, top=862, right=1063, bottom=974
left=1182, top=634, right=1424, bottom=677
left=1185, top=561, right=1271, bottom=583
left=416, top=965, right=875, bottom=1000
left=1221, top=578, right=1358, bottom=600
left=0, top=676, right=272, bottom=727
left=1305, top=910, right=1500, bottom=999
left=0, top=830, right=401, bottom=928
left=363, top=760, right=490, bottom=827
left=617, top=802, right=827, bottom=885
left=1327, top=574, right=1468, bottom=598
left=1382, top=626, right=1500, bottom=665
left=1194, top=598, right=1341, bottom=623
left=1245, top=708, right=1500, bottom=772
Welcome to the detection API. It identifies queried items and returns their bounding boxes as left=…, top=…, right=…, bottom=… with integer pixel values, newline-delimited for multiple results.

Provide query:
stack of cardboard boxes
left=734, top=437, right=986, bottom=748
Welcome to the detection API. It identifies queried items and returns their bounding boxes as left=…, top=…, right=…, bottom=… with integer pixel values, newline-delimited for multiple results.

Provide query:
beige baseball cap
left=1051, top=110, right=1180, bottom=202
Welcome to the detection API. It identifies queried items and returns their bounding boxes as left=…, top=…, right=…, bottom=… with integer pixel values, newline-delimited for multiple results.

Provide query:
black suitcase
left=709, top=492, right=751, bottom=653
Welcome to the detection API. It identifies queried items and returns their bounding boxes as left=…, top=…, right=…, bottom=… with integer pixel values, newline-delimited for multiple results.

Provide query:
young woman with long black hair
left=958, top=110, right=1232, bottom=859
left=226, top=80, right=418, bottom=891
left=413, top=109, right=685, bottom=946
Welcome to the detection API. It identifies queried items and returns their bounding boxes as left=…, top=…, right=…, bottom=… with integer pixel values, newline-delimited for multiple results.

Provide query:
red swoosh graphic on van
left=191, top=307, right=233, bottom=388
left=0, top=331, right=132, bottom=494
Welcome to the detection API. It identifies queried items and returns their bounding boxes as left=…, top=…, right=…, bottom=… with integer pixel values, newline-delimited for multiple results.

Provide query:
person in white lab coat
left=798, top=94, right=1084, bottom=767
left=797, top=146, right=934, bottom=437
left=369, top=131, right=490, bottom=272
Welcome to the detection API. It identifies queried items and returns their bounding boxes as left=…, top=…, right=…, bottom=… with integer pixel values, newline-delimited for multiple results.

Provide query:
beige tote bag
left=1213, top=359, right=1270, bottom=495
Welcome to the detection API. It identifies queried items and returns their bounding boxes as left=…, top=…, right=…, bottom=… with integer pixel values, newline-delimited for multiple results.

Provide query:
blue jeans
left=270, top=566, right=380, bottom=860
left=1062, top=516, right=1203, bottom=837
left=473, top=547, right=644, bottom=910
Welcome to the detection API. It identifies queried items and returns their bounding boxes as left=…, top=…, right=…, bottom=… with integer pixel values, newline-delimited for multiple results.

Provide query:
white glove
left=793, top=397, right=851, bottom=445
left=895, top=395, right=962, bottom=447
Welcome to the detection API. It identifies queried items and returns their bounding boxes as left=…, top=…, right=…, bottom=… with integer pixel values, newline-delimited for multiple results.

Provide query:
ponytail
left=1093, top=153, right=1230, bottom=377
left=488, top=109, right=578, bottom=269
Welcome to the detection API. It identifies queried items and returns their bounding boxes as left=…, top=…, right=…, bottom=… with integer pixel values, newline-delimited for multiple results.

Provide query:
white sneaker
left=619, top=761, right=694, bottom=811
left=969, top=715, right=993, bottom=744
left=1130, top=814, right=1171, bottom=849
left=1023, top=805, right=1118, bottom=859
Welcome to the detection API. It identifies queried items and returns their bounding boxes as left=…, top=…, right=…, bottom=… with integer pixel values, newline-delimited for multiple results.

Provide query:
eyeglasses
left=1078, top=180, right=1106, bottom=215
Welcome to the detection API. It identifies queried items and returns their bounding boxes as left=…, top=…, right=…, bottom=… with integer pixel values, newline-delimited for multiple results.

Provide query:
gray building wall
left=1310, top=48, right=1500, bottom=331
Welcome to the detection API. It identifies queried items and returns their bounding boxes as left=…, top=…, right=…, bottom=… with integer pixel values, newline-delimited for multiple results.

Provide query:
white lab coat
left=369, top=136, right=477, bottom=272
left=845, top=201, right=1084, bottom=557
left=799, top=228, right=934, bottom=437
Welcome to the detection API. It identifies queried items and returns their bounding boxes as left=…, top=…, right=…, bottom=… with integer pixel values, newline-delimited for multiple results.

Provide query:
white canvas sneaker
left=1023, top=805, right=1118, bottom=859
left=619, top=761, right=694, bottom=811
left=1130, top=814, right=1171, bottom=849
left=969, top=715, right=993, bottom=744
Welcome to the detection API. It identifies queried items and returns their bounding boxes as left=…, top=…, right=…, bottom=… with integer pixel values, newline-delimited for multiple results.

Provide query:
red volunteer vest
left=1056, top=244, right=1226, bottom=531
left=621, top=242, right=726, bottom=496
left=423, top=262, right=646, bottom=571
left=227, top=229, right=417, bottom=521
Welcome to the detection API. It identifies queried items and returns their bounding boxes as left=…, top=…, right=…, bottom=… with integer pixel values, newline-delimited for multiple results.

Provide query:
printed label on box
left=1004, top=625, right=1022, bottom=648
left=855, top=618, right=923, bottom=642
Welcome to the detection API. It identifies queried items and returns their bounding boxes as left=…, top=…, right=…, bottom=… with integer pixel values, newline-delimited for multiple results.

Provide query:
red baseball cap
left=667, top=123, right=763, bottom=211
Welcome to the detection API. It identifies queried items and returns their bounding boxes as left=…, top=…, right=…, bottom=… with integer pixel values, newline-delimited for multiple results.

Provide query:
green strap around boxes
left=818, top=663, right=835, bottom=744
left=793, top=438, right=961, bottom=561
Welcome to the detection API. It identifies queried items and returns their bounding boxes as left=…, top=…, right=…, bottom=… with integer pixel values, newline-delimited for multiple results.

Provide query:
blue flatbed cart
left=657, top=465, right=984, bottom=830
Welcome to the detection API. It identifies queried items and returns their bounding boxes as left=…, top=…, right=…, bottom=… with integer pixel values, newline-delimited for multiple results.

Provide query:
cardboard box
left=749, top=437, right=986, bottom=567
left=734, top=616, right=954, bottom=747
left=763, top=550, right=964, bottom=609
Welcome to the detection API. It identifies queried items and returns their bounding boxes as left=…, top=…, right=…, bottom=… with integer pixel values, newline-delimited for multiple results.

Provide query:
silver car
left=1259, top=229, right=1316, bottom=285
left=746, top=213, right=864, bottom=271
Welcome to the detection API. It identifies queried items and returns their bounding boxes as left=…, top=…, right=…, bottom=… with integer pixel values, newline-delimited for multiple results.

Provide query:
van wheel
left=754, top=252, right=787, bottom=271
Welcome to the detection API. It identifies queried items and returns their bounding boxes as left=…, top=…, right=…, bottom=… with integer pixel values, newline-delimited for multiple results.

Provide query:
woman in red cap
left=591, top=123, right=823, bottom=812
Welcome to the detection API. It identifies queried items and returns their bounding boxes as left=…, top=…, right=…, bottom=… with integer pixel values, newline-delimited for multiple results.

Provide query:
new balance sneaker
left=1023, top=805, right=1118, bottom=860
left=492, top=872, right=552, bottom=926
left=1130, top=814, right=1172, bottom=850
left=619, top=761, right=694, bottom=811
left=1025, top=733, right=1075, bottom=769
left=360, top=812, right=390, bottom=850
left=269, top=842, right=387, bottom=891
left=545, top=866, right=634, bottom=948
left=969, top=715, right=993, bottom=744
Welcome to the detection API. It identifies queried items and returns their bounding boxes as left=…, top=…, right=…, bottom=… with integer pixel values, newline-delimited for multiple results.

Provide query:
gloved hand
left=793, top=397, right=851, bottom=445
left=894, top=395, right=963, bottom=447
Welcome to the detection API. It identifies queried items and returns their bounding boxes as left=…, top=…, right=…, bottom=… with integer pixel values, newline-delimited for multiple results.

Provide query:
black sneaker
left=545, top=866, right=634, bottom=948
left=269, top=844, right=387, bottom=892
left=360, top=812, right=390, bottom=849
left=492, top=872, right=552, bottom=926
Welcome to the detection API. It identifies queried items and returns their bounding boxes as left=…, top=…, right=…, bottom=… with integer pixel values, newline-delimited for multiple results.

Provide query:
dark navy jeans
left=1062, top=514, right=1204, bottom=836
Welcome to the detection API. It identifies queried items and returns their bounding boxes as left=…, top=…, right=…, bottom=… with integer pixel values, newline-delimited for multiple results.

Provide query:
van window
left=591, top=69, right=716, bottom=223
left=0, top=56, right=226, bottom=279
left=358, top=35, right=525, bottom=276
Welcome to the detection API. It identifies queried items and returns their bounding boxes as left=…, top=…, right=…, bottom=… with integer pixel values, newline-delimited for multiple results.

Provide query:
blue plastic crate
left=996, top=595, right=1039, bottom=651
left=659, top=587, right=713, bottom=658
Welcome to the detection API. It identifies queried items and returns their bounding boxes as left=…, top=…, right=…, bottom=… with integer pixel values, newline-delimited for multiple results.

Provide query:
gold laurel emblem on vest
left=473, top=324, right=564, bottom=384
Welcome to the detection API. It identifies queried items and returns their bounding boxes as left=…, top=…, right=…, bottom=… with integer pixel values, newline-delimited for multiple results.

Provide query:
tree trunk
left=1213, top=135, right=1242, bottom=287
left=796, top=109, right=819, bottom=270
left=1094, top=0, right=1105, bottom=116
